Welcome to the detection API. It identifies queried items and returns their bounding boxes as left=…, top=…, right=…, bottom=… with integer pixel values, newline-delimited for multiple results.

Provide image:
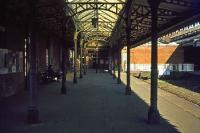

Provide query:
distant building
left=121, top=41, right=194, bottom=76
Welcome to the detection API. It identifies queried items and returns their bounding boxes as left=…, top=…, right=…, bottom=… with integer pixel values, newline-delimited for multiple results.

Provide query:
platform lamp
left=92, top=18, right=98, bottom=28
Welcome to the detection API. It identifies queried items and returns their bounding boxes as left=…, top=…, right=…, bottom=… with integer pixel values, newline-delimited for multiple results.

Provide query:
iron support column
left=96, top=49, right=98, bottom=73
left=112, top=52, right=116, bottom=79
left=61, top=41, right=67, bottom=94
left=109, top=46, right=112, bottom=75
left=73, top=35, right=78, bottom=84
left=125, top=1, right=132, bottom=95
left=83, top=45, right=87, bottom=75
left=148, top=0, right=160, bottom=124
left=26, top=1, right=39, bottom=124
left=126, top=41, right=131, bottom=95
left=72, top=50, right=74, bottom=71
left=79, top=40, right=83, bottom=78
left=117, top=47, right=121, bottom=84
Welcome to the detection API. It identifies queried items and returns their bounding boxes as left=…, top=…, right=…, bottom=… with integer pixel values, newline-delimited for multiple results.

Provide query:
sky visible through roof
left=66, top=0, right=126, bottom=44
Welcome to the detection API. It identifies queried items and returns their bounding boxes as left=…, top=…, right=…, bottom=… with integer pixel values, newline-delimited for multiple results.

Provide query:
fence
left=123, top=63, right=194, bottom=76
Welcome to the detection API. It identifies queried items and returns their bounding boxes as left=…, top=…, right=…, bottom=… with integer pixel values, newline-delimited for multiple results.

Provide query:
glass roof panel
left=65, top=0, right=126, bottom=41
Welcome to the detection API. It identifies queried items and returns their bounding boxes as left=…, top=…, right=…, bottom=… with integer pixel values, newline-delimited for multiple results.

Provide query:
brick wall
left=128, top=45, right=184, bottom=64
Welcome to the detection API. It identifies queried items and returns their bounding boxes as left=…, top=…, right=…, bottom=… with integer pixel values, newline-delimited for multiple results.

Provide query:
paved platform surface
left=120, top=72, right=200, bottom=133
left=0, top=70, right=198, bottom=133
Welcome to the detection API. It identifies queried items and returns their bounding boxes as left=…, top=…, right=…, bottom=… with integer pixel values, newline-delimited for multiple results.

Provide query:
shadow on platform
left=0, top=70, right=179, bottom=133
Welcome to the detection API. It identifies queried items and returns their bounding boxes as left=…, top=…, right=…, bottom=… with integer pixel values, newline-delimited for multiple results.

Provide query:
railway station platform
left=1, top=70, right=199, bottom=133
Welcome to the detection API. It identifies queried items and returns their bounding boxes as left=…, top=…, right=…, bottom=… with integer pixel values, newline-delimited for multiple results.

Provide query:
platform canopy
left=65, top=0, right=200, bottom=49
left=65, top=0, right=126, bottom=48
left=112, top=0, right=200, bottom=47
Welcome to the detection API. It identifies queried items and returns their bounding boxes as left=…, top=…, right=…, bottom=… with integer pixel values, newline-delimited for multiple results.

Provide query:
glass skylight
left=65, top=0, right=126, bottom=42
